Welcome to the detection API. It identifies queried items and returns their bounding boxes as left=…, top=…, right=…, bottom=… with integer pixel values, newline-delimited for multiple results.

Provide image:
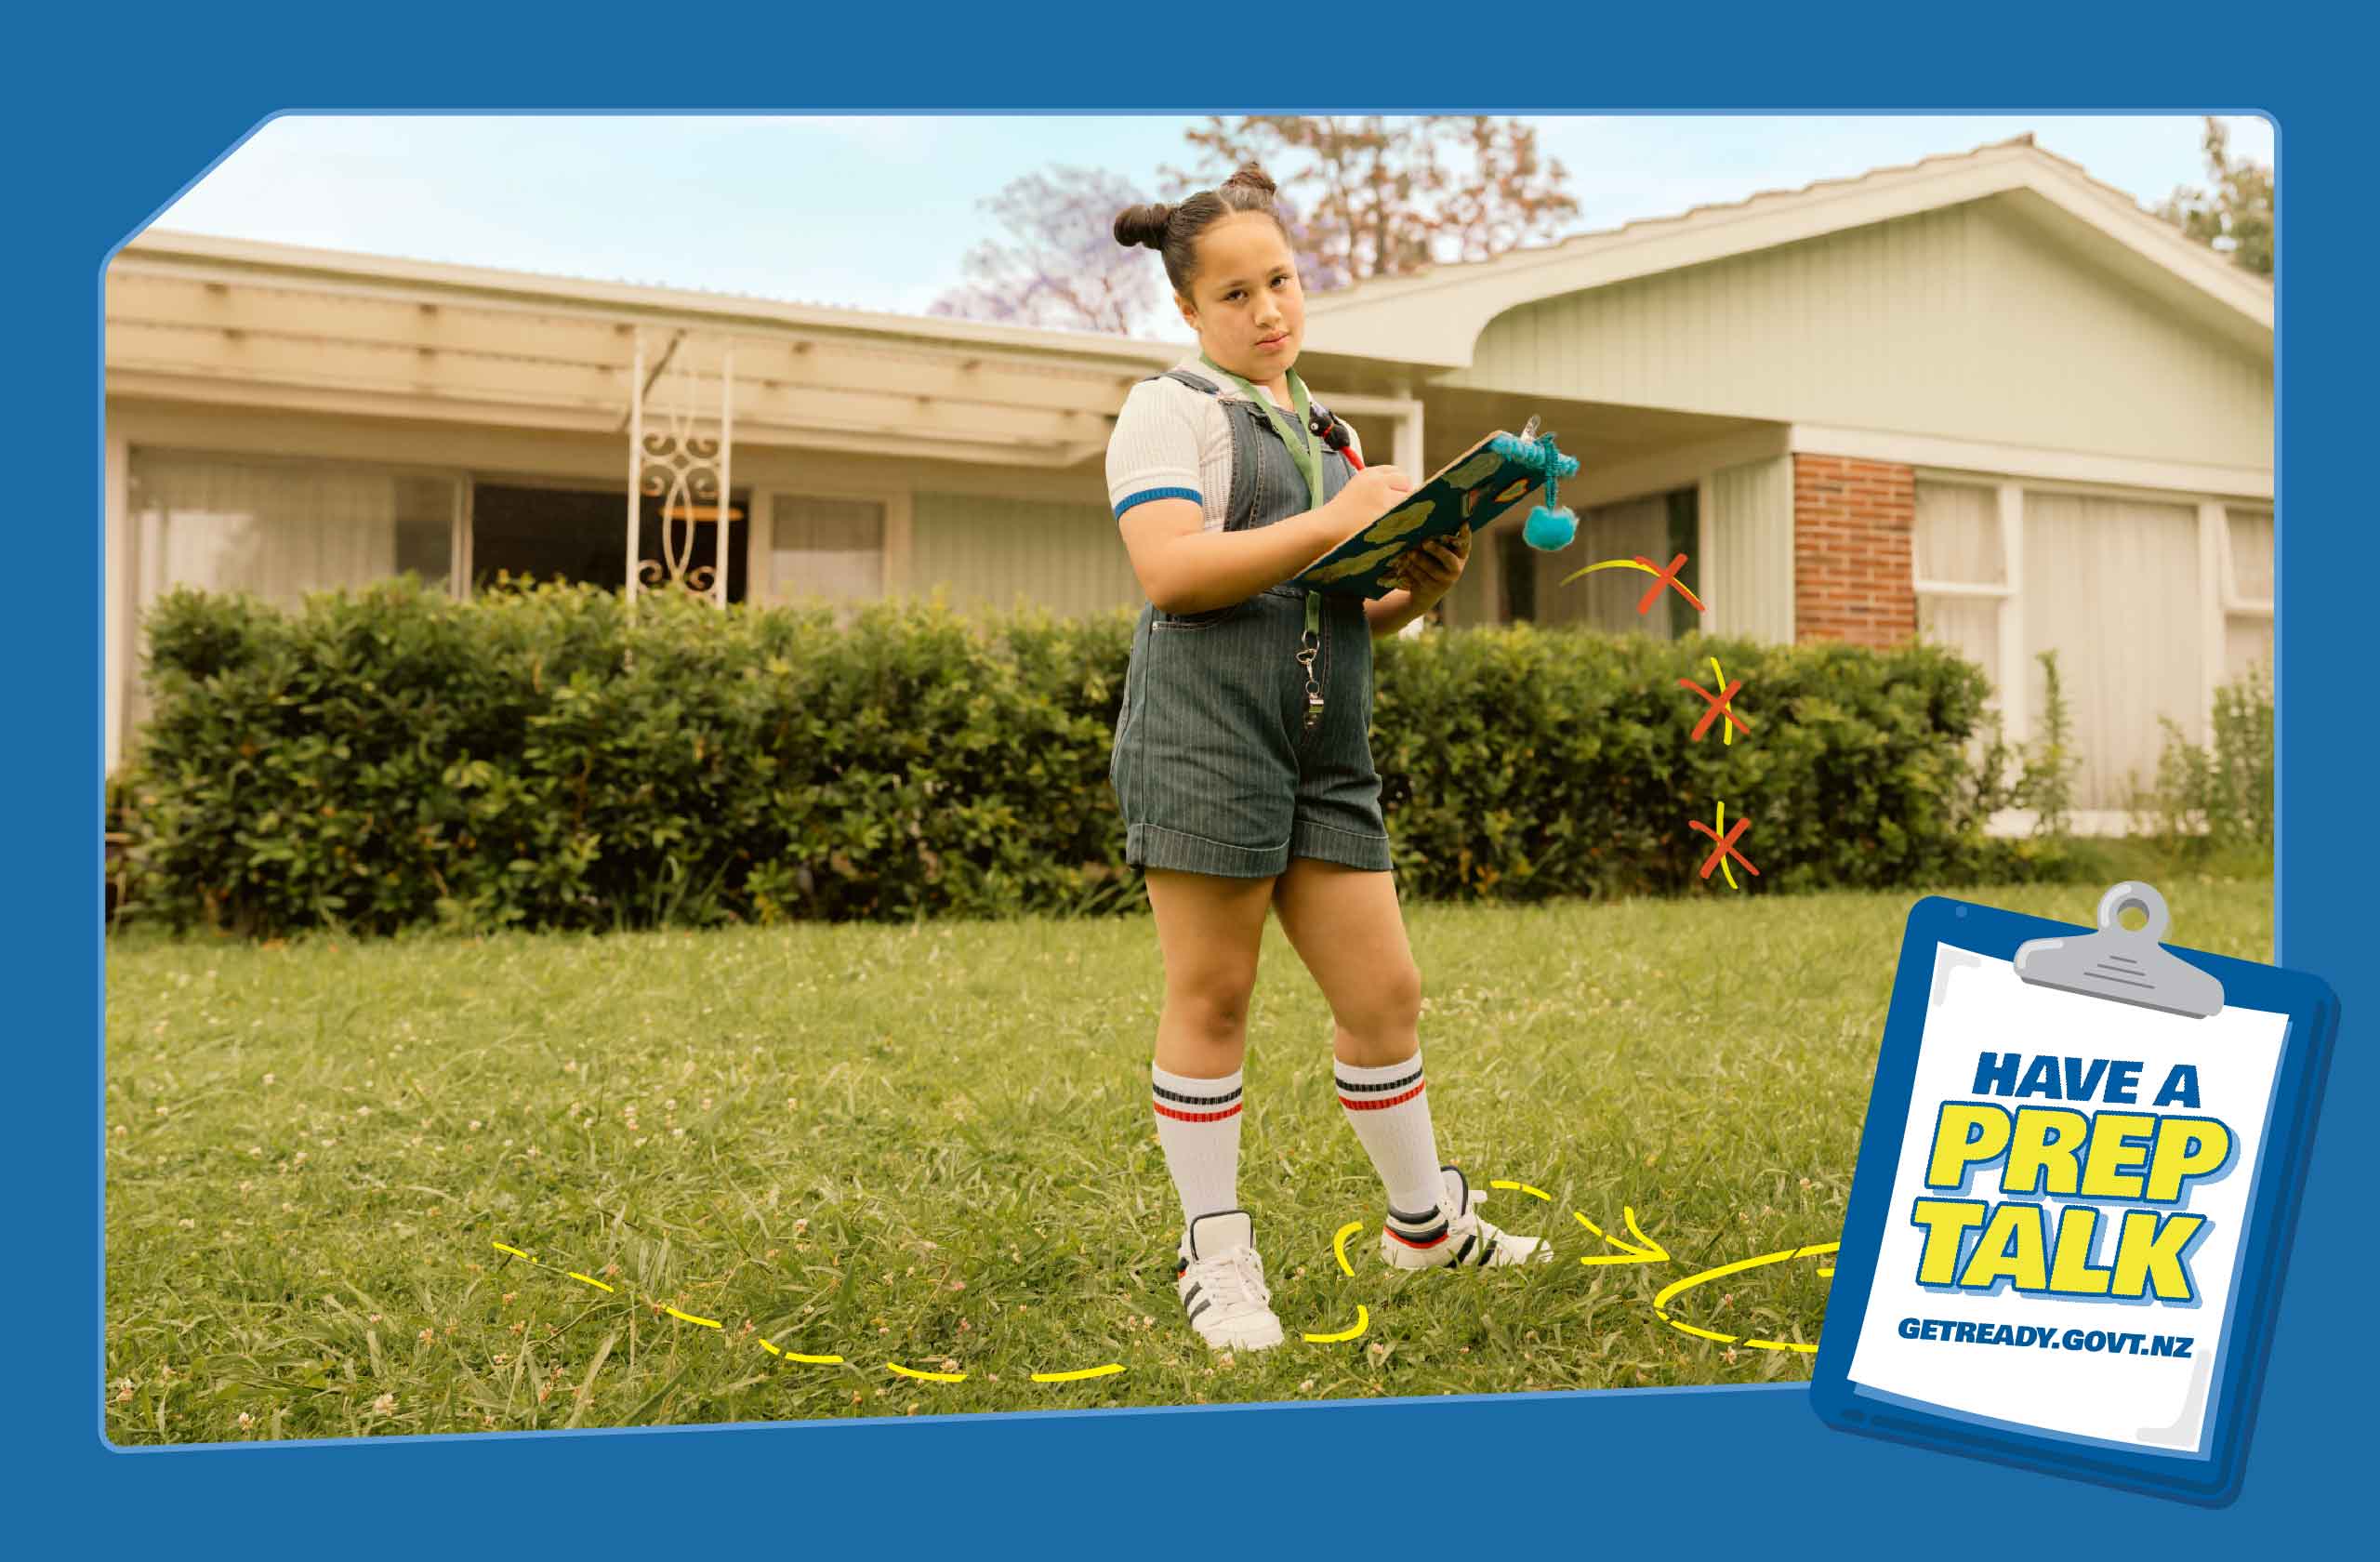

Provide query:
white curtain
left=1913, top=483, right=2005, bottom=710
left=2225, top=507, right=2274, bottom=601
left=772, top=496, right=883, bottom=606
left=2022, top=491, right=2203, bottom=810
left=129, top=456, right=450, bottom=612
left=125, top=454, right=454, bottom=735
left=1537, top=495, right=1675, bottom=637
left=2224, top=506, right=2274, bottom=681
left=1918, top=596, right=2002, bottom=690
left=2225, top=618, right=2274, bottom=684
left=1914, top=483, right=2003, bottom=585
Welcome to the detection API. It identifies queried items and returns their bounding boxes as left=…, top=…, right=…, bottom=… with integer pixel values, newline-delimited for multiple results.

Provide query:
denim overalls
left=1108, top=369, right=1395, bottom=879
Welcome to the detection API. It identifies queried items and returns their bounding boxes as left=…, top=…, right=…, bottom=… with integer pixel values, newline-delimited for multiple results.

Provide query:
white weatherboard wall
left=1708, top=456, right=1795, bottom=642
left=1450, top=200, right=2270, bottom=474
left=911, top=493, right=1144, bottom=619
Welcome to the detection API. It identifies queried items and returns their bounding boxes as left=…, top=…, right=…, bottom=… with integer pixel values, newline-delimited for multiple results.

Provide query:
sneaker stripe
left=1339, top=1081, right=1425, bottom=1111
left=1187, top=1299, right=1210, bottom=1322
left=1385, top=1220, right=1448, bottom=1244
left=1476, top=1236, right=1499, bottom=1267
left=1183, top=1282, right=1202, bottom=1305
left=1334, top=1067, right=1421, bottom=1094
left=1451, top=1233, right=1476, bottom=1264
left=1154, top=1100, right=1244, bottom=1123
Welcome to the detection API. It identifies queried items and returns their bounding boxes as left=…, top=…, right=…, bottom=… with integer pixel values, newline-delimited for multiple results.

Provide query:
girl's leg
left=1144, top=867, right=1275, bottom=1228
left=1274, top=858, right=1551, bottom=1267
left=1269, top=860, right=1440, bottom=1217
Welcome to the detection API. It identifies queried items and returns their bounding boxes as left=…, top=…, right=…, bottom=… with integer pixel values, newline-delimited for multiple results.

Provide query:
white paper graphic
left=1844, top=947, right=2287, bottom=1453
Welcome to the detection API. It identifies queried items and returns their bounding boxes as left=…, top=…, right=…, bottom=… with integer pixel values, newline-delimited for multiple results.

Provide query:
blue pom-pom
left=1524, top=504, right=1577, bottom=551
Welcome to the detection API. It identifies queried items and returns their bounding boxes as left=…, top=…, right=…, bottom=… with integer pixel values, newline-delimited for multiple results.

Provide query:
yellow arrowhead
left=1574, top=1206, right=1671, bottom=1266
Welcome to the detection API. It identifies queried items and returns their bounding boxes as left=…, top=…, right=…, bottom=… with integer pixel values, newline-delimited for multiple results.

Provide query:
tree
left=2154, top=116, right=2273, bottom=277
left=928, top=165, right=1170, bottom=336
left=1165, top=116, right=1580, bottom=291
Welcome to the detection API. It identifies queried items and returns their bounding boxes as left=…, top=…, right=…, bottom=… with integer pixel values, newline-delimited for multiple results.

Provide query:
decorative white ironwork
left=627, top=330, right=735, bottom=607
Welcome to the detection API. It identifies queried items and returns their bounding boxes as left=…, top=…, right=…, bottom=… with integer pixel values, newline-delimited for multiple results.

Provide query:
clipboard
left=1293, top=424, right=1577, bottom=600
left=1811, top=882, right=2340, bottom=1506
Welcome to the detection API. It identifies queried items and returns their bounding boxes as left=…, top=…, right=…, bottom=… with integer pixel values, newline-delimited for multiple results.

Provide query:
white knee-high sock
left=1151, top=1064, right=1243, bottom=1230
left=1335, top=1052, right=1446, bottom=1230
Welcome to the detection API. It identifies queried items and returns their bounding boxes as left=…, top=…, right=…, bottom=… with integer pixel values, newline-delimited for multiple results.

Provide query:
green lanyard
left=1200, top=353, right=1327, bottom=636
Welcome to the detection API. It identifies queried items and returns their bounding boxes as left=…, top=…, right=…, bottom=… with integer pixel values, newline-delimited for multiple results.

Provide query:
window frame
left=754, top=483, right=909, bottom=608
left=1911, top=477, right=2026, bottom=738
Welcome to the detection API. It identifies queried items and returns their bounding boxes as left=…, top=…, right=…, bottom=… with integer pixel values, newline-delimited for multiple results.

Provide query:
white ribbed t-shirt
left=1105, top=357, right=1360, bottom=532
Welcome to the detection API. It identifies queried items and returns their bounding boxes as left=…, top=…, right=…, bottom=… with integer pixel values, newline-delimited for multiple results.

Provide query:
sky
left=148, top=114, right=2274, bottom=322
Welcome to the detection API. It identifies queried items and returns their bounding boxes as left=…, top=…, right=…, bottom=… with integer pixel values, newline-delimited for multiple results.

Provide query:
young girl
left=1106, top=164, right=1550, bottom=1355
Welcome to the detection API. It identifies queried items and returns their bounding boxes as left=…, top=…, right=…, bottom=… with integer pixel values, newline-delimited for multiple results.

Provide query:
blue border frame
left=19, top=15, right=2369, bottom=1548
left=1811, top=896, right=2338, bottom=1506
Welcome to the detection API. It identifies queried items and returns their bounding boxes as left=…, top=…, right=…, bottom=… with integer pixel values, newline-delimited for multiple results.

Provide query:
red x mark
left=1676, top=677, right=1752, bottom=742
left=1634, top=553, right=1707, bottom=616
left=1687, top=814, right=1760, bottom=880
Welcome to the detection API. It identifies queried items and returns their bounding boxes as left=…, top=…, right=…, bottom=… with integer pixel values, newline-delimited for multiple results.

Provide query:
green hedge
left=110, top=579, right=2051, bottom=935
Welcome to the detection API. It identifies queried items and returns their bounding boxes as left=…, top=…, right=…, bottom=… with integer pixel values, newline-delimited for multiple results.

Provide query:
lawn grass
left=103, top=872, right=2271, bottom=1443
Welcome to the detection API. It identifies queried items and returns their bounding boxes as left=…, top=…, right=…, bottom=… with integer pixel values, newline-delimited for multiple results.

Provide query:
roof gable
left=1302, top=137, right=2272, bottom=369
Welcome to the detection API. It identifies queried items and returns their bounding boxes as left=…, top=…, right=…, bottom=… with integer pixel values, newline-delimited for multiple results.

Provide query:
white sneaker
left=1174, top=1210, right=1286, bottom=1352
left=1381, top=1165, right=1554, bottom=1270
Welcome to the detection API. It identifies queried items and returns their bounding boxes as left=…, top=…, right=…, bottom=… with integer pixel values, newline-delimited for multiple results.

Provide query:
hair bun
left=1112, top=202, right=1173, bottom=250
left=1222, top=162, right=1277, bottom=196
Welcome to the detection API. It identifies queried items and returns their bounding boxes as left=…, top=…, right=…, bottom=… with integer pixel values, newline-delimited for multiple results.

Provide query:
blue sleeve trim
left=1114, top=487, right=1202, bottom=519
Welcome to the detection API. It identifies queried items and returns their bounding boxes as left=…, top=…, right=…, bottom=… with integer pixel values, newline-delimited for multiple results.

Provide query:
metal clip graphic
left=2013, top=880, right=2225, bottom=1019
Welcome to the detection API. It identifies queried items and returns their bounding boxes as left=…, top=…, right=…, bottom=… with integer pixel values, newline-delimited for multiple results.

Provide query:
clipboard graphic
left=1812, top=883, right=2340, bottom=1506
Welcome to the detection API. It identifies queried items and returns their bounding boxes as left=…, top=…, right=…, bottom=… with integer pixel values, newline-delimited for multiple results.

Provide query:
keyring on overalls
left=1296, top=625, right=1324, bottom=733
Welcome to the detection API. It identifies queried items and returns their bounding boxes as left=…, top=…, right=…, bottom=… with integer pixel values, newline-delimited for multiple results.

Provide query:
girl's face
left=1176, top=212, right=1304, bottom=387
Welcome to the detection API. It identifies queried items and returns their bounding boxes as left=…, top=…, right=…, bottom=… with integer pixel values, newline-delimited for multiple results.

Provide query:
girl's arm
left=1119, top=466, right=1412, bottom=616
left=1362, top=524, right=1472, bottom=638
left=1364, top=589, right=1430, bottom=637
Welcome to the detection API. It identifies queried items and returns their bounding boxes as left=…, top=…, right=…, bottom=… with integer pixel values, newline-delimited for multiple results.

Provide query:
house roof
left=115, top=228, right=1190, bottom=367
left=107, top=231, right=1195, bottom=468
left=1302, top=135, right=2274, bottom=368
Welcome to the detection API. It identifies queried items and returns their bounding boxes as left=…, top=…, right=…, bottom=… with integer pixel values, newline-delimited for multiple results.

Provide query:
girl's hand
left=1390, top=524, right=1471, bottom=605
left=1326, top=466, right=1416, bottom=539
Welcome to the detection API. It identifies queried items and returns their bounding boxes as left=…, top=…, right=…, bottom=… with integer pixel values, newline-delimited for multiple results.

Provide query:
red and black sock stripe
left=1336, top=1065, right=1424, bottom=1112
left=1153, top=1079, right=1243, bottom=1124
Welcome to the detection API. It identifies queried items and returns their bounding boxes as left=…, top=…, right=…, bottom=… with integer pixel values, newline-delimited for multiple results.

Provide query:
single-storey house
left=104, top=134, right=2272, bottom=827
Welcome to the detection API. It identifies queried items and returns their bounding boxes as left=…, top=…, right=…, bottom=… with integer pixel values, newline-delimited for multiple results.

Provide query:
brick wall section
left=1794, top=454, right=1918, bottom=647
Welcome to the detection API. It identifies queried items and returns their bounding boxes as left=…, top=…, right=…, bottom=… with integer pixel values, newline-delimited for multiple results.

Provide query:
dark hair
left=1112, top=163, right=1290, bottom=296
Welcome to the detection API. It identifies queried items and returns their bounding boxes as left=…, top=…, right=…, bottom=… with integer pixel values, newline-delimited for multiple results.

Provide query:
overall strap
left=1155, top=368, right=1223, bottom=396
left=1197, top=354, right=1323, bottom=513
left=1196, top=355, right=1329, bottom=637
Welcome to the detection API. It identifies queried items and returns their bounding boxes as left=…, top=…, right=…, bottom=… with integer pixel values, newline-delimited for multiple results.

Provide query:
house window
left=1916, top=477, right=2227, bottom=814
left=124, top=451, right=461, bottom=738
left=1498, top=527, right=1537, bottom=623
left=1514, top=487, right=1697, bottom=636
left=1912, top=481, right=2011, bottom=719
left=2021, top=490, right=2204, bottom=812
left=2222, top=506, right=2274, bottom=682
left=130, top=454, right=456, bottom=611
left=469, top=483, right=747, bottom=600
left=772, top=496, right=884, bottom=607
